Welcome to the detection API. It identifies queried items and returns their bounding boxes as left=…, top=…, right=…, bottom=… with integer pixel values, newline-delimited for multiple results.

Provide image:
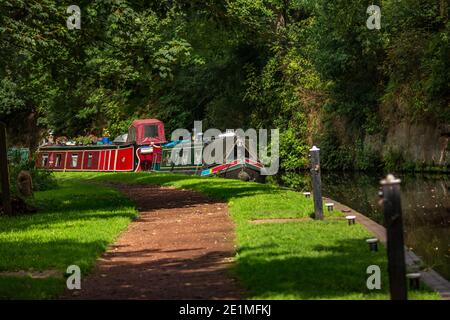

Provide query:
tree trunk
left=26, top=111, right=40, bottom=154
left=440, top=0, right=448, bottom=23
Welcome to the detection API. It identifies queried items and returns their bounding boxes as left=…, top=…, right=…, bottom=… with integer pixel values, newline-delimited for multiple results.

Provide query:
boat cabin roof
left=128, top=118, right=166, bottom=145
left=130, top=119, right=163, bottom=127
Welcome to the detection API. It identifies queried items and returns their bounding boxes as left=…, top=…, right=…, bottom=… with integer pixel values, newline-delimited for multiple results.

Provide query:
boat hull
left=200, top=159, right=266, bottom=183
left=36, top=145, right=135, bottom=172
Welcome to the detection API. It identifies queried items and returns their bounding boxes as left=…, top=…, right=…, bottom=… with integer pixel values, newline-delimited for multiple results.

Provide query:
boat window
left=172, top=148, right=181, bottom=165
left=42, top=154, right=49, bottom=167
left=144, top=125, right=158, bottom=138
left=71, top=154, right=78, bottom=167
left=55, top=154, right=62, bottom=167
left=162, top=149, right=173, bottom=166
left=180, top=147, right=191, bottom=165
left=87, top=153, right=93, bottom=168
left=194, top=147, right=203, bottom=165
left=231, top=144, right=247, bottom=161
left=127, top=127, right=136, bottom=142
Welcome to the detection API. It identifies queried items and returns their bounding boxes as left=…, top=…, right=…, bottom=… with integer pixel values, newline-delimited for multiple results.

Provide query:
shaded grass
left=0, top=277, right=65, bottom=300
left=235, top=221, right=437, bottom=300
left=0, top=179, right=138, bottom=299
left=53, top=172, right=440, bottom=300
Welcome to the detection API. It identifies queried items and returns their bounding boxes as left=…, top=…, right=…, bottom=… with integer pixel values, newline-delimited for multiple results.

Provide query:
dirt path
left=63, top=184, right=243, bottom=300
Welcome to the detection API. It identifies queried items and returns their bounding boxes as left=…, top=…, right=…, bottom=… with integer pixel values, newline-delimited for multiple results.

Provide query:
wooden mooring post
left=380, top=174, right=407, bottom=300
left=309, top=146, right=323, bottom=220
left=0, top=122, right=12, bottom=215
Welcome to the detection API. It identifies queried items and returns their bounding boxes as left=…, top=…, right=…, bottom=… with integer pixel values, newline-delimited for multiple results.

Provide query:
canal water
left=282, top=172, right=450, bottom=280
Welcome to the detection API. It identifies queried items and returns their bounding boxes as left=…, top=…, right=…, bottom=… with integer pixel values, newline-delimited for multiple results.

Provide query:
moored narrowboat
left=37, top=119, right=166, bottom=172
left=159, top=134, right=266, bottom=182
left=36, top=118, right=266, bottom=182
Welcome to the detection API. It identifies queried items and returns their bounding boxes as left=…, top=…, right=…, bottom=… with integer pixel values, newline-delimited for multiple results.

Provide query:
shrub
left=383, top=148, right=405, bottom=172
left=279, top=171, right=310, bottom=191
left=355, top=141, right=382, bottom=171
left=8, top=154, right=57, bottom=195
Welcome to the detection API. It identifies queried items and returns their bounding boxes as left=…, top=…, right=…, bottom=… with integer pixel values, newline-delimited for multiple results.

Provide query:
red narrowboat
left=37, top=119, right=166, bottom=172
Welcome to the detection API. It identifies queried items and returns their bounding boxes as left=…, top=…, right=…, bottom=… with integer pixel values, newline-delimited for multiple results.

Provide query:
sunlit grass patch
left=0, top=179, right=138, bottom=299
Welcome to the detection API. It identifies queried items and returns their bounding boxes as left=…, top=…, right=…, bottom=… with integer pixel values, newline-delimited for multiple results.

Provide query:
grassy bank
left=0, top=178, right=137, bottom=299
left=0, top=172, right=439, bottom=299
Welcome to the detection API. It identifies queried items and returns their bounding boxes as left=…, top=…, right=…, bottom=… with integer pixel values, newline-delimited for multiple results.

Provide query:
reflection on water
left=288, top=172, right=450, bottom=280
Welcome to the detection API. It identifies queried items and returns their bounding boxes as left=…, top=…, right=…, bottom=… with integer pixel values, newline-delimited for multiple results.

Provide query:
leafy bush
left=319, top=127, right=354, bottom=171
left=74, top=135, right=96, bottom=146
left=382, top=148, right=405, bottom=172
left=279, top=171, right=310, bottom=191
left=8, top=155, right=57, bottom=196
left=279, top=128, right=310, bottom=171
left=354, top=140, right=382, bottom=171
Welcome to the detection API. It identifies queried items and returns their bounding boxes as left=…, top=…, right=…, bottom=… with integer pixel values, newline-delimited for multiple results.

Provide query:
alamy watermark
left=170, top=121, right=279, bottom=176
left=366, top=265, right=381, bottom=290
left=66, top=265, right=81, bottom=290
left=367, top=5, right=381, bottom=30
left=67, top=5, right=81, bottom=30
left=66, top=5, right=381, bottom=31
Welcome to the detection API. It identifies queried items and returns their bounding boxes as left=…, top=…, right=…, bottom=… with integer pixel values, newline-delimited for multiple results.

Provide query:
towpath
left=63, top=184, right=242, bottom=300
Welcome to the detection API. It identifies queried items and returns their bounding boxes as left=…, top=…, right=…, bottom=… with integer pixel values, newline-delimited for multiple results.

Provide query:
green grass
left=0, top=172, right=440, bottom=299
left=234, top=221, right=437, bottom=300
left=58, top=172, right=439, bottom=300
left=0, top=178, right=138, bottom=299
left=0, top=277, right=65, bottom=300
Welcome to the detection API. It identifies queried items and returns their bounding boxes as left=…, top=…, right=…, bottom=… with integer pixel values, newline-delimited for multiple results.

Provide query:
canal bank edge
left=323, top=196, right=450, bottom=300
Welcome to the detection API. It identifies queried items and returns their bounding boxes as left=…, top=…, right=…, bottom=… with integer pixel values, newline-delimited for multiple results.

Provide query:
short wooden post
left=406, top=273, right=421, bottom=290
left=346, top=215, right=356, bottom=225
left=366, top=238, right=379, bottom=252
left=381, top=174, right=407, bottom=300
left=0, top=122, right=12, bottom=215
left=309, top=146, right=323, bottom=220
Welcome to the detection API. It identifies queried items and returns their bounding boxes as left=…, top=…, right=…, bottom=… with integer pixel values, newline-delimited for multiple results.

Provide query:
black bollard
left=325, top=203, right=334, bottom=212
left=309, top=146, right=323, bottom=220
left=366, top=238, right=379, bottom=252
left=346, top=215, right=356, bottom=225
left=381, top=174, right=407, bottom=300
left=406, top=273, right=421, bottom=290
left=0, top=122, right=12, bottom=215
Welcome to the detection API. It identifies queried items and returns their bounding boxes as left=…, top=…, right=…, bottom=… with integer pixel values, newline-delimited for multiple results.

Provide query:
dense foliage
left=1, top=0, right=449, bottom=172
left=7, top=151, right=57, bottom=196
